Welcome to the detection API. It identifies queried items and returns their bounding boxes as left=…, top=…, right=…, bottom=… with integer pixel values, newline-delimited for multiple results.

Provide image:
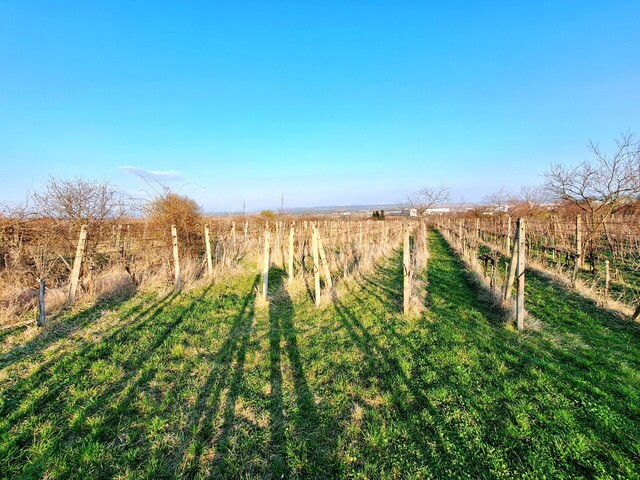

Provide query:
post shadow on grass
left=333, top=242, right=567, bottom=476
left=266, top=267, right=332, bottom=478
left=358, top=252, right=404, bottom=303
left=431, top=225, right=640, bottom=374
left=424, top=230, right=640, bottom=476
left=0, top=289, right=182, bottom=421
left=331, top=298, right=451, bottom=462
left=1, top=285, right=217, bottom=480
left=346, top=249, right=430, bottom=361
left=0, top=286, right=143, bottom=371
left=177, top=275, right=259, bottom=478
left=2, top=286, right=189, bottom=413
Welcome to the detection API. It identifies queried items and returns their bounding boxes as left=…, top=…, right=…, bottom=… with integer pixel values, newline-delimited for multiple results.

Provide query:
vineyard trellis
left=434, top=211, right=640, bottom=322
left=4, top=209, right=637, bottom=332
left=1, top=216, right=432, bottom=329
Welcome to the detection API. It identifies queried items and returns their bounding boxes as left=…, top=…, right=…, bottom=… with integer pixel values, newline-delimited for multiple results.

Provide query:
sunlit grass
left=1, top=231, right=639, bottom=479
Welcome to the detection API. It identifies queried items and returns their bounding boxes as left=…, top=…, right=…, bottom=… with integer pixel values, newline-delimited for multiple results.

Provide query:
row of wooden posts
left=47, top=220, right=403, bottom=316
left=260, top=224, right=334, bottom=306
left=36, top=224, right=88, bottom=327
left=37, top=219, right=423, bottom=327
left=198, top=223, right=413, bottom=314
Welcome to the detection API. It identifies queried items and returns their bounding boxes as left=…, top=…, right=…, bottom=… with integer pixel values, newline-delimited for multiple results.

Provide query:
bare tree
left=406, top=183, right=452, bottom=215
left=517, top=185, right=546, bottom=206
left=451, top=195, right=468, bottom=214
left=31, top=176, right=125, bottom=227
left=511, top=185, right=547, bottom=216
left=278, top=193, right=285, bottom=217
left=543, top=132, right=640, bottom=241
left=483, top=186, right=512, bottom=214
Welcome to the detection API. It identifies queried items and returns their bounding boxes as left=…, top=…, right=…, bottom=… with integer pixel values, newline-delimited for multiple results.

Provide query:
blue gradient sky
left=1, top=1, right=639, bottom=212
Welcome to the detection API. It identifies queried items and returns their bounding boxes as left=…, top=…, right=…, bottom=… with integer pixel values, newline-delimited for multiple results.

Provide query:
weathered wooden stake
left=171, top=225, right=181, bottom=289
left=403, top=225, right=411, bottom=315
left=115, top=224, right=122, bottom=250
left=67, top=224, right=88, bottom=305
left=37, top=278, right=46, bottom=327
left=422, top=220, right=428, bottom=261
left=262, top=229, right=271, bottom=299
left=288, top=223, right=295, bottom=285
left=317, top=229, right=333, bottom=291
left=204, top=224, right=213, bottom=277
left=516, top=217, right=526, bottom=330
left=506, top=216, right=512, bottom=255
left=576, top=215, right=582, bottom=268
left=231, top=221, right=236, bottom=249
left=504, top=233, right=518, bottom=301
left=312, top=225, right=321, bottom=306
left=604, top=260, right=610, bottom=302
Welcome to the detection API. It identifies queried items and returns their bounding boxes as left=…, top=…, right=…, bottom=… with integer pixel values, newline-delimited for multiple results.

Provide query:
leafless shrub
left=31, top=176, right=125, bottom=228
left=483, top=186, right=512, bottom=214
left=146, top=188, right=202, bottom=247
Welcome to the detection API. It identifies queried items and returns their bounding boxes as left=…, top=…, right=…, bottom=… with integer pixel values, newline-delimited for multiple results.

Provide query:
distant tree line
left=372, top=210, right=385, bottom=220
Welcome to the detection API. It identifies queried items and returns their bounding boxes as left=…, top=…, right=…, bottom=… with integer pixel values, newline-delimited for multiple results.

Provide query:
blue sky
left=1, top=1, right=639, bottom=212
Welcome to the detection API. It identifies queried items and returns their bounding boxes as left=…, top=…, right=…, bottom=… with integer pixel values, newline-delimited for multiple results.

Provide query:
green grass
left=1, top=231, right=639, bottom=479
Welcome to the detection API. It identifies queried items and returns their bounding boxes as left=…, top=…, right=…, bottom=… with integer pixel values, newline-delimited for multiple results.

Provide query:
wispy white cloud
left=120, top=166, right=184, bottom=182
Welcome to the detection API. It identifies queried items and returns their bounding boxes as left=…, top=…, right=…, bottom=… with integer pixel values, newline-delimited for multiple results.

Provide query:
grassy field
left=1, top=230, right=639, bottom=479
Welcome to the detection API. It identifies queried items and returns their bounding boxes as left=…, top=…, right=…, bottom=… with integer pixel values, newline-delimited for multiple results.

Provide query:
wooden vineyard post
left=204, top=224, right=213, bottom=277
left=67, top=224, right=87, bottom=306
left=403, top=224, right=411, bottom=315
left=506, top=216, right=512, bottom=255
left=312, top=224, right=321, bottom=306
left=504, top=231, right=519, bottom=301
left=422, top=220, right=428, bottom=261
left=476, top=217, right=480, bottom=238
left=550, top=216, right=557, bottom=260
left=364, top=223, right=371, bottom=268
left=317, top=228, right=333, bottom=291
left=115, top=224, right=122, bottom=251
left=515, top=217, right=526, bottom=331
left=262, top=229, right=271, bottom=299
left=231, top=221, right=237, bottom=250
left=604, top=260, right=610, bottom=303
left=279, top=222, right=286, bottom=268
left=383, top=223, right=388, bottom=252
left=288, top=223, right=295, bottom=285
left=171, top=225, right=182, bottom=289
left=37, top=278, right=46, bottom=327
left=576, top=215, right=582, bottom=269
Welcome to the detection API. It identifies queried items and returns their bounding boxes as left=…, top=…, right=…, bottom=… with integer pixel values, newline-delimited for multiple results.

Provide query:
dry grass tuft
left=89, top=267, right=137, bottom=303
